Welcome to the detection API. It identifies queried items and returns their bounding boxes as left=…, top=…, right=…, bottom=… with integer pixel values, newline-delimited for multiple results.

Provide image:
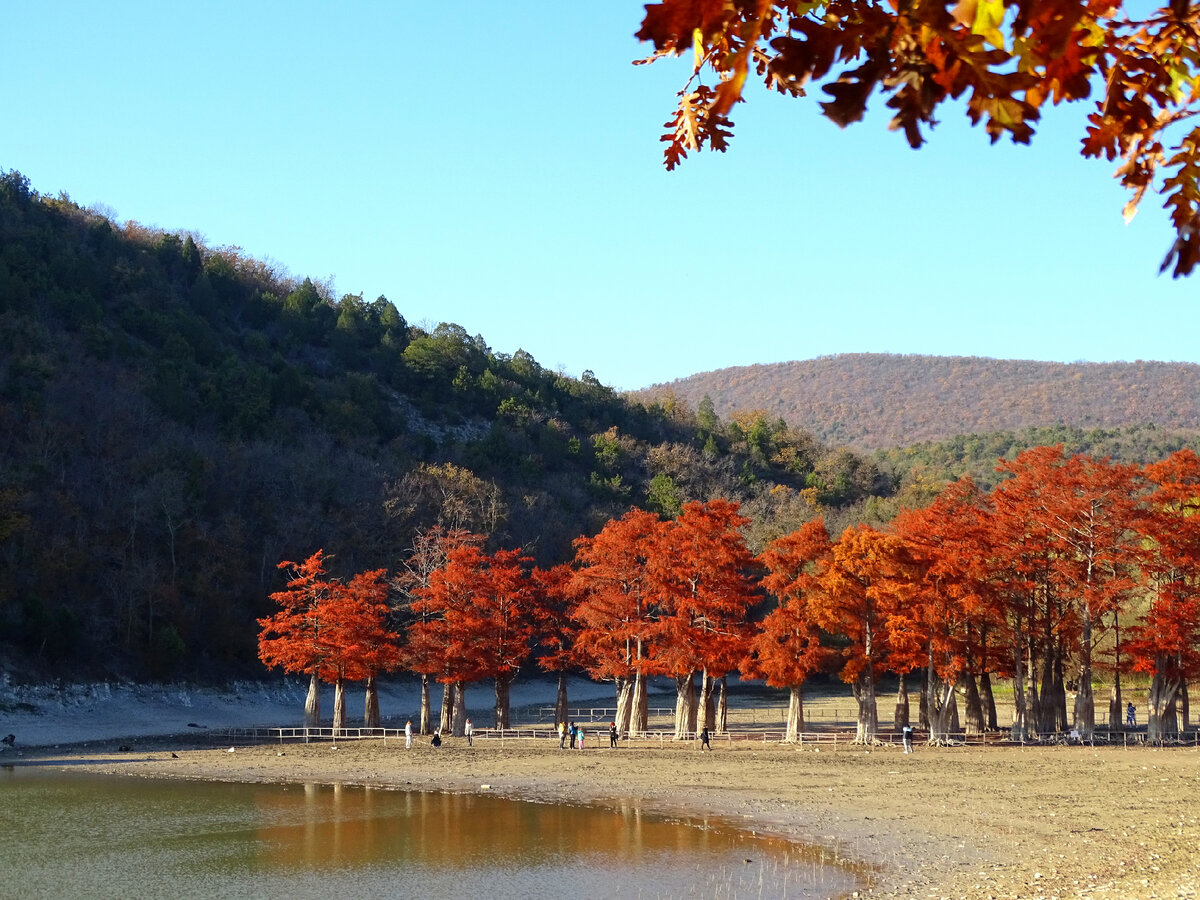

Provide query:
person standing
left=568, top=722, right=576, bottom=750
left=577, top=725, right=584, bottom=750
left=1127, top=703, right=1137, bottom=727
left=609, top=722, right=618, bottom=748
left=699, top=727, right=711, bottom=751
left=902, top=724, right=914, bottom=754
left=405, top=719, right=413, bottom=750
left=558, top=721, right=566, bottom=749
left=465, top=718, right=474, bottom=747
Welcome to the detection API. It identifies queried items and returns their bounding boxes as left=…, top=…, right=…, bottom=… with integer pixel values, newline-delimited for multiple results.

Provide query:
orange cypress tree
left=258, top=551, right=398, bottom=729
left=569, top=508, right=665, bottom=737
left=649, top=499, right=759, bottom=738
left=1131, top=450, right=1200, bottom=741
left=813, top=525, right=915, bottom=743
left=750, top=518, right=833, bottom=741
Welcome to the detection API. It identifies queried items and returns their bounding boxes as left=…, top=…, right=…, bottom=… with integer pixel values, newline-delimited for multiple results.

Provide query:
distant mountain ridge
left=640, top=354, right=1200, bottom=450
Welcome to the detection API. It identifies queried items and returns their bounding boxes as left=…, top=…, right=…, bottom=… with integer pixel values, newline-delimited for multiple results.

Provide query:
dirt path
left=19, top=735, right=1200, bottom=899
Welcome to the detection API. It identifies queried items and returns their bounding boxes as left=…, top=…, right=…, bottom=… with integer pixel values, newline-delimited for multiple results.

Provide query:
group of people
left=557, top=721, right=621, bottom=749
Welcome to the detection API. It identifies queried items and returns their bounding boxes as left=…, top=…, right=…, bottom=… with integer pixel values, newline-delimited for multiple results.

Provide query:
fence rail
left=202, top=723, right=1199, bottom=749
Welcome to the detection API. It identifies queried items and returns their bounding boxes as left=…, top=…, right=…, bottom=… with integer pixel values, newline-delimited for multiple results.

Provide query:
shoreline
left=12, top=735, right=1200, bottom=898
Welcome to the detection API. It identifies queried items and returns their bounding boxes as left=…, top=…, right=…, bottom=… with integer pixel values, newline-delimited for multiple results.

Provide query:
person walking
left=609, top=722, right=618, bottom=748
left=699, top=727, right=712, bottom=751
left=405, top=719, right=413, bottom=750
left=465, top=718, right=473, bottom=747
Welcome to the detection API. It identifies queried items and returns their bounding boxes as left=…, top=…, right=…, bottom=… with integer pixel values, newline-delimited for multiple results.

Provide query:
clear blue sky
left=6, top=2, right=1196, bottom=391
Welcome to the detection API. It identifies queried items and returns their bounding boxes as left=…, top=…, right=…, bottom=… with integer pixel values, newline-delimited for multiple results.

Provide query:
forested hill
left=0, top=172, right=904, bottom=681
left=639, top=354, right=1200, bottom=450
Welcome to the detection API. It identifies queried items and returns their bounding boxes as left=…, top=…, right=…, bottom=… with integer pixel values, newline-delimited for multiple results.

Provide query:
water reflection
left=0, top=768, right=861, bottom=899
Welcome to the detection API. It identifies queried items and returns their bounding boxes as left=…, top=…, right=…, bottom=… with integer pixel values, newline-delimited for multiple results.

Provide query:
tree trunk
left=1147, top=663, right=1181, bottom=744
left=1073, top=604, right=1097, bottom=739
left=419, top=673, right=432, bottom=735
left=555, top=673, right=569, bottom=729
left=439, top=681, right=455, bottom=733
left=980, top=671, right=998, bottom=731
left=918, top=667, right=930, bottom=729
left=674, top=672, right=697, bottom=740
left=1109, top=676, right=1123, bottom=731
left=716, top=675, right=728, bottom=733
left=452, top=681, right=467, bottom=736
left=615, top=676, right=633, bottom=738
left=785, top=684, right=805, bottom=742
left=894, top=671, right=910, bottom=730
left=1011, top=633, right=1028, bottom=741
left=1178, top=680, right=1190, bottom=733
left=852, top=669, right=878, bottom=743
left=962, top=673, right=985, bottom=735
left=1052, top=646, right=1069, bottom=733
left=332, top=675, right=347, bottom=732
left=304, top=671, right=321, bottom=727
left=698, top=669, right=716, bottom=730
left=947, top=687, right=959, bottom=734
left=928, top=678, right=956, bottom=743
left=630, top=671, right=648, bottom=736
left=494, top=674, right=512, bottom=730
left=364, top=672, right=380, bottom=728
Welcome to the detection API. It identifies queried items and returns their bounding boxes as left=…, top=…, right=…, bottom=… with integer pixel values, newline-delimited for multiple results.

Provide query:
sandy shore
left=15, top=733, right=1200, bottom=899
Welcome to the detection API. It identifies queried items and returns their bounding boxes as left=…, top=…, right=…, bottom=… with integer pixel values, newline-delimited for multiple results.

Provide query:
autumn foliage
left=635, top=1, right=1200, bottom=274
left=260, top=444, right=1200, bottom=746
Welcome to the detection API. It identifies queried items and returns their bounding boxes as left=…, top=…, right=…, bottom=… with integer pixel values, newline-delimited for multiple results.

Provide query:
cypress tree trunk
left=1053, top=648, right=1069, bottom=732
left=452, top=681, right=467, bottom=736
left=1147, top=663, right=1180, bottom=744
left=364, top=672, right=380, bottom=728
left=1011, top=634, right=1029, bottom=741
left=1178, top=680, right=1190, bottom=733
left=615, top=676, right=632, bottom=737
left=852, top=670, right=878, bottom=743
left=494, top=674, right=512, bottom=730
left=439, top=682, right=455, bottom=733
left=699, top=669, right=716, bottom=730
left=894, top=671, right=909, bottom=730
left=555, top=673, right=569, bottom=730
left=1073, top=601, right=1097, bottom=739
left=947, top=687, right=960, bottom=734
left=304, top=671, right=322, bottom=727
left=674, top=672, right=697, bottom=740
left=980, top=671, right=998, bottom=731
left=785, top=684, right=805, bottom=742
left=630, top=671, right=648, bottom=736
left=928, top=679, right=955, bottom=743
left=419, top=673, right=431, bottom=735
left=716, top=675, right=728, bottom=733
left=962, top=673, right=985, bottom=735
left=332, top=675, right=347, bottom=731
left=918, top=667, right=930, bottom=729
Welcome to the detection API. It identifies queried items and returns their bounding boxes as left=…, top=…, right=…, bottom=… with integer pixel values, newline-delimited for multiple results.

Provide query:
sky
left=5, top=2, right=1198, bottom=391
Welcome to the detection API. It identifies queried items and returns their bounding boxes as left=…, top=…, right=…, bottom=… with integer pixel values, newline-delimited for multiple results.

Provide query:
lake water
left=0, top=765, right=860, bottom=899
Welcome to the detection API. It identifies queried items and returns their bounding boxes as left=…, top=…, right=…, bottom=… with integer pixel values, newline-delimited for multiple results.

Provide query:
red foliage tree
left=813, top=525, right=915, bottom=742
left=569, top=508, right=666, bottom=737
left=258, top=550, right=398, bottom=729
left=750, top=518, right=833, bottom=741
left=1131, top=450, right=1200, bottom=741
left=648, top=499, right=759, bottom=738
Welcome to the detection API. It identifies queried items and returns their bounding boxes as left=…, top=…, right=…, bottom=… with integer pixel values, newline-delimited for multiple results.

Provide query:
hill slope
left=641, top=354, right=1200, bottom=449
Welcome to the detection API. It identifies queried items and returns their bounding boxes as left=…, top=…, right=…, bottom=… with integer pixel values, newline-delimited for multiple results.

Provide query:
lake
left=0, top=765, right=860, bottom=898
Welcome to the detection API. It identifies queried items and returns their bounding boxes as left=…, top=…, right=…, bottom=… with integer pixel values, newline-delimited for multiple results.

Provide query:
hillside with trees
left=0, top=171, right=906, bottom=681
left=639, top=355, right=1200, bottom=450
